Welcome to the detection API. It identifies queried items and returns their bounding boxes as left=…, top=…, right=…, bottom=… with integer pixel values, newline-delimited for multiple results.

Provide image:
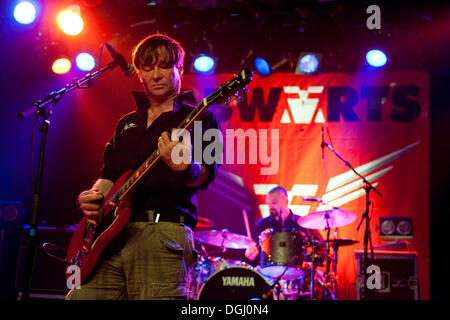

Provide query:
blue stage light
left=298, top=54, right=319, bottom=73
left=193, top=55, right=215, bottom=73
left=366, top=49, right=387, bottom=67
left=13, top=1, right=37, bottom=24
left=254, top=57, right=270, bottom=76
left=75, top=53, right=95, bottom=71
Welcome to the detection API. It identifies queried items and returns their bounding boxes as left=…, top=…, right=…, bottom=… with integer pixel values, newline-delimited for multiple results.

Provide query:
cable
left=78, top=43, right=106, bottom=89
left=325, top=125, right=334, bottom=149
left=42, top=242, right=68, bottom=264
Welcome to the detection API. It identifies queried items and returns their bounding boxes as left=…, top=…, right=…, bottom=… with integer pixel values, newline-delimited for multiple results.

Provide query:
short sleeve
left=100, top=136, right=118, bottom=182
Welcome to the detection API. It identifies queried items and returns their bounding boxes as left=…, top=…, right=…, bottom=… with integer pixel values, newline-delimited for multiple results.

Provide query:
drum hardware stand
left=322, top=141, right=382, bottom=300
left=322, top=214, right=337, bottom=300
left=308, top=239, right=316, bottom=300
left=332, top=240, right=338, bottom=297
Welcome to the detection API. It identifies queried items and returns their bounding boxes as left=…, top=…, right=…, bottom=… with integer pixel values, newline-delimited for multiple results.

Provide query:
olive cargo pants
left=66, top=221, right=195, bottom=300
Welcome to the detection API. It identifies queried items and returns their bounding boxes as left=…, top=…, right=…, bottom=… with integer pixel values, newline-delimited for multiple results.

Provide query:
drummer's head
left=266, top=186, right=289, bottom=214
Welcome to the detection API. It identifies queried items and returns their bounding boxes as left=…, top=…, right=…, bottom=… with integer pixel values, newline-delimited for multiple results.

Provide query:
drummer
left=245, top=186, right=324, bottom=262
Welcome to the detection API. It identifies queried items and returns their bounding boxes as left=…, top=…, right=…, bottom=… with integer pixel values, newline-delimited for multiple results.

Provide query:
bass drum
left=197, top=267, right=274, bottom=300
left=189, top=256, right=249, bottom=300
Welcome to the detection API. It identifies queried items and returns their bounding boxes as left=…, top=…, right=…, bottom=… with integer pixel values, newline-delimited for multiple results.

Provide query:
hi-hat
left=297, top=208, right=357, bottom=230
left=195, top=229, right=256, bottom=250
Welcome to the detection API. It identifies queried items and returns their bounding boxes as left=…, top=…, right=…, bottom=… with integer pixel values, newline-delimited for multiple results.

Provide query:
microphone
left=302, top=196, right=323, bottom=203
left=321, top=126, right=324, bottom=161
left=105, top=43, right=135, bottom=77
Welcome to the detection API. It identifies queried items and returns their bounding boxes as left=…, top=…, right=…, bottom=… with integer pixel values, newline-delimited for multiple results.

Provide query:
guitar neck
left=114, top=97, right=213, bottom=203
left=102, top=69, right=252, bottom=208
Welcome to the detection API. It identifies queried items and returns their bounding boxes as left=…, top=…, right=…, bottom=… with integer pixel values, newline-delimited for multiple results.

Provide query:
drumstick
left=241, top=209, right=252, bottom=238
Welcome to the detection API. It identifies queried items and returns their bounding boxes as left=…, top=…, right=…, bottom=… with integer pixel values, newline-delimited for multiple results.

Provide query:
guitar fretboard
left=100, top=69, right=251, bottom=209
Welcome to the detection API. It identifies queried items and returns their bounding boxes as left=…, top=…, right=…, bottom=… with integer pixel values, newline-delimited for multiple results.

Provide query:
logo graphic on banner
left=253, top=141, right=420, bottom=217
left=282, top=86, right=325, bottom=124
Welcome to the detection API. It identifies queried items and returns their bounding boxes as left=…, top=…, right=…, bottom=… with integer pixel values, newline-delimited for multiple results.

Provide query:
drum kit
left=190, top=207, right=359, bottom=300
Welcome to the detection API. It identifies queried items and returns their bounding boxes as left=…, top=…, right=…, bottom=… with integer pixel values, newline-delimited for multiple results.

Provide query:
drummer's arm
left=244, top=242, right=259, bottom=261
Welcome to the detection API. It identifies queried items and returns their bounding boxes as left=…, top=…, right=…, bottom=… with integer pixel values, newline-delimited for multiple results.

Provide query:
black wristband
left=174, top=163, right=202, bottom=184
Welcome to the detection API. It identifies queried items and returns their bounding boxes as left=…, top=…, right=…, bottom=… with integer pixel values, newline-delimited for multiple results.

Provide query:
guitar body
left=65, top=170, right=134, bottom=284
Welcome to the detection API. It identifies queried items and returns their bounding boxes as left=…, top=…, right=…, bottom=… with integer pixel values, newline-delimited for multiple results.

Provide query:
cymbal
left=318, top=238, right=359, bottom=247
left=195, top=229, right=256, bottom=250
left=297, top=208, right=357, bottom=230
left=196, top=216, right=215, bottom=229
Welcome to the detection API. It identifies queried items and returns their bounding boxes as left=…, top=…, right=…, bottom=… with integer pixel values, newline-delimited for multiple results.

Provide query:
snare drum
left=197, top=266, right=275, bottom=300
left=258, top=228, right=305, bottom=280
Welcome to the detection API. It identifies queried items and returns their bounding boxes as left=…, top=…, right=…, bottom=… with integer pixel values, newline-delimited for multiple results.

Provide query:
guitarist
left=66, top=34, right=220, bottom=300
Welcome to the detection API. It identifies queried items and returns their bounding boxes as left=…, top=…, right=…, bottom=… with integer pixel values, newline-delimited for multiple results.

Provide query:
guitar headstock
left=215, top=68, right=254, bottom=105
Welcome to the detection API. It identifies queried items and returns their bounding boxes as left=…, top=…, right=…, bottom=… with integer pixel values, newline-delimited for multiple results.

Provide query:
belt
left=129, top=210, right=193, bottom=228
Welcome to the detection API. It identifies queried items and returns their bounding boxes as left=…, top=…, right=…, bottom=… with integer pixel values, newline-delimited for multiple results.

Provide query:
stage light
left=366, top=49, right=387, bottom=67
left=299, top=54, right=319, bottom=73
left=52, top=58, right=71, bottom=74
left=56, top=5, right=84, bottom=36
left=0, top=201, right=25, bottom=223
left=76, top=53, right=95, bottom=71
left=254, top=57, right=270, bottom=76
left=295, top=52, right=322, bottom=75
left=13, top=1, right=37, bottom=24
left=193, top=55, right=215, bottom=73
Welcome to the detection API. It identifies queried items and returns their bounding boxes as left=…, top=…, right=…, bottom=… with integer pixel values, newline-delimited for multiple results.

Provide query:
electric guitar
left=65, top=69, right=253, bottom=284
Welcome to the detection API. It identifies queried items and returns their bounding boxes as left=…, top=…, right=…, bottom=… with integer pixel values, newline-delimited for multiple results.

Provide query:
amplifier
left=15, top=225, right=73, bottom=297
left=354, top=250, right=419, bottom=300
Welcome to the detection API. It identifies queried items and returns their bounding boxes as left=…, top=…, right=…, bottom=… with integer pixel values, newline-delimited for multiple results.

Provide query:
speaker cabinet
left=355, top=250, right=419, bottom=300
left=14, top=225, right=73, bottom=298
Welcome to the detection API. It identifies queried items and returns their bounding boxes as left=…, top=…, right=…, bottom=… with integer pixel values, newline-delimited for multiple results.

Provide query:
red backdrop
left=182, top=71, right=429, bottom=299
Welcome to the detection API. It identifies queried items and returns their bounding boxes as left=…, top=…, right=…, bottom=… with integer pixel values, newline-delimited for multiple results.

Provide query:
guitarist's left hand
left=158, top=129, right=190, bottom=172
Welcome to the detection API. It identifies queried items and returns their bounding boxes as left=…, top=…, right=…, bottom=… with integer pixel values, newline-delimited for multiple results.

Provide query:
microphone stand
left=17, top=61, right=120, bottom=300
left=309, top=239, right=316, bottom=300
left=322, top=141, right=382, bottom=300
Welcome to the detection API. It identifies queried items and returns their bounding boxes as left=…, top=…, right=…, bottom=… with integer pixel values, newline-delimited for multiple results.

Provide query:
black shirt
left=100, top=90, right=220, bottom=227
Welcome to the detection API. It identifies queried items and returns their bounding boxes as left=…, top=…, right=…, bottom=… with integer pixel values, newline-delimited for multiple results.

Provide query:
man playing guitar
left=66, top=34, right=219, bottom=300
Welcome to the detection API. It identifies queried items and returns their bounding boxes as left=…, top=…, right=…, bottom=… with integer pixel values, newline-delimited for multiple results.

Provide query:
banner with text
left=182, top=71, right=429, bottom=299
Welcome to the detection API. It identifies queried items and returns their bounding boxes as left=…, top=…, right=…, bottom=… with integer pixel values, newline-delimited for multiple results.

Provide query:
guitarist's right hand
left=77, top=188, right=104, bottom=226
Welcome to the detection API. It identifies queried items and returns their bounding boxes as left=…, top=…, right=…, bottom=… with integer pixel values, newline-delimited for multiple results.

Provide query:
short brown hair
left=132, top=33, right=185, bottom=71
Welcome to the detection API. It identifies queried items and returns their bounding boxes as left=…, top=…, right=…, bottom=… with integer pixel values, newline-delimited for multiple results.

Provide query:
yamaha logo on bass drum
left=222, top=276, right=256, bottom=287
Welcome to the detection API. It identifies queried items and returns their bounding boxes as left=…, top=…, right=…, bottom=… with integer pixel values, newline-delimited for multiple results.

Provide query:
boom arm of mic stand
left=18, top=62, right=117, bottom=119
left=321, top=141, right=381, bottom=300
left=322, top=142, right=382, bottom=198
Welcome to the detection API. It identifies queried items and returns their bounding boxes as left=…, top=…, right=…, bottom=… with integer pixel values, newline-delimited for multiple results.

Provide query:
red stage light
left=56, top=5, right=84, bottom=36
